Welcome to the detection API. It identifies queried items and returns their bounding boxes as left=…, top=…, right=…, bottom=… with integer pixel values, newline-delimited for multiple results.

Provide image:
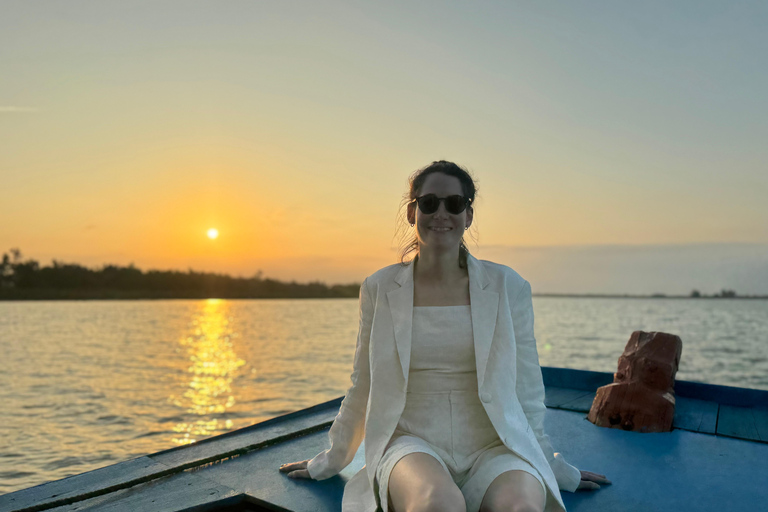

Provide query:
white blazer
left=306, top=253, right=581, bottom=512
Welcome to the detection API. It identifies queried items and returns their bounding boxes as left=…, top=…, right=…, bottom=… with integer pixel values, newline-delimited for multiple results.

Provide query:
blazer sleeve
left=306, top=277, right=374, bottom=480
left=512, top=279, right=582, bottom=493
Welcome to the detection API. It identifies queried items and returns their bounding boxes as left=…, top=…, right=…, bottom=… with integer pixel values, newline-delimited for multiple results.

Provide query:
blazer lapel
left=467, top=254, right=499, bottom=390
left=387, top=262, right=414, bottom=383
left=386, top=253, right=500, bottom=388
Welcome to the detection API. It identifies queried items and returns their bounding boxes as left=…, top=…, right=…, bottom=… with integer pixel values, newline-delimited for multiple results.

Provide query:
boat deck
left=2, top=367, right=766, bottom=512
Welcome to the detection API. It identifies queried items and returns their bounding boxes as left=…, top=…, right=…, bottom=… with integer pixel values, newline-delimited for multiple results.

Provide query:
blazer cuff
left=550, top=452, right=581, bottom=492
left=306, top=451, right=334, bottom=481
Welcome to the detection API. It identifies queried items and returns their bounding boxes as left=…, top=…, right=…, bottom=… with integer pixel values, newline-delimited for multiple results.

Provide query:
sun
left=207, top=228, right=219, bottom=240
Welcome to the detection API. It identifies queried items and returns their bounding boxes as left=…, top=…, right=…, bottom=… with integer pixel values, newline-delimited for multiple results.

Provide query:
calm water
left=1, top=297, right=767, bottom=494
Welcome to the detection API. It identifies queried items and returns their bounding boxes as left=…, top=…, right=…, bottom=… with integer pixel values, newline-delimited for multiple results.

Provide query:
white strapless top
left=410, top=305, right=476, bottom=378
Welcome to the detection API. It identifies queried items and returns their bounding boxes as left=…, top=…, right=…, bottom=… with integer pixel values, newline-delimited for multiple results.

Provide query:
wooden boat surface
left=1, top=367, right=767, bottom=512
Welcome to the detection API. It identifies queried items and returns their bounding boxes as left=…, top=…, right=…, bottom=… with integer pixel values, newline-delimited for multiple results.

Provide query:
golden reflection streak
left=169, top=299, right=246, bottom=445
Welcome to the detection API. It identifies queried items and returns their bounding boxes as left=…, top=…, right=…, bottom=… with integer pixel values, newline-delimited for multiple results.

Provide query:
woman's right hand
left=279, top=459, right=312, bottom=479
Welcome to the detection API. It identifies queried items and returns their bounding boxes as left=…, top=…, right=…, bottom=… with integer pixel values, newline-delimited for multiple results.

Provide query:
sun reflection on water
left=169, top=299, right=245, bottom=445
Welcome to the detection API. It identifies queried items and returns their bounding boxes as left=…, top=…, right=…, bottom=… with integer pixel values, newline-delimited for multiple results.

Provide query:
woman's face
left=407, top=172, right=473, bottom=253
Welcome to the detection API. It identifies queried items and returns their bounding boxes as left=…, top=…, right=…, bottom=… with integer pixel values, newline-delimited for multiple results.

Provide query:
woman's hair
left=394, top=160, right=479, bottom=268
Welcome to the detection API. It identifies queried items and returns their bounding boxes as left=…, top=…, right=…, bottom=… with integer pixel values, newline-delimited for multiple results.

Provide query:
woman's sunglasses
left=411, top=194, right=472, bottom=215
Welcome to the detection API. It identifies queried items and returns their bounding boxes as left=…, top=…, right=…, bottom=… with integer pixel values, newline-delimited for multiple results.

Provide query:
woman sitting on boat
left=280, top=161, right=610, bottom=512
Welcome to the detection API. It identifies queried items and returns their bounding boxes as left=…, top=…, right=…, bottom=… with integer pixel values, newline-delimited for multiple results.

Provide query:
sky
left=2, top=1, right=767, bottom=294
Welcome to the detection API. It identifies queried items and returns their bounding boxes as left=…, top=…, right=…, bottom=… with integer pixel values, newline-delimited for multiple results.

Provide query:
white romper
left=375, top=305, right=547, bottom=512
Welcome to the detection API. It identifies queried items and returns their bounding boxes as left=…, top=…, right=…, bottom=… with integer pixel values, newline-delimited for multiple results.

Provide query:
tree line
left=0, top=249, right=360, bottom=300
left=689, top=289, right=738, bottom=298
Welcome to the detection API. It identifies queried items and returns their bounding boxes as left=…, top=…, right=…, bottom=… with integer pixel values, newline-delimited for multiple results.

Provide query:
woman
left=280, top=161, right=610, bottom=512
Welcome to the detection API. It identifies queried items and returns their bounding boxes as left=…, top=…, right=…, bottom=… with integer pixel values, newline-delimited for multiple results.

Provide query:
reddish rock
left=588, top=331, right=683, bottom=433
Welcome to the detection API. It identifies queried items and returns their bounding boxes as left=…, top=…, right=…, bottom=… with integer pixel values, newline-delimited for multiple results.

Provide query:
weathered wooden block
left=587, top=331, right=683, bottom=433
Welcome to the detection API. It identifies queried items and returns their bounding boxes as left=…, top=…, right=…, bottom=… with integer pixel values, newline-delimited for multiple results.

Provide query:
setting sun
left=207, top=228, right=219, bottom=240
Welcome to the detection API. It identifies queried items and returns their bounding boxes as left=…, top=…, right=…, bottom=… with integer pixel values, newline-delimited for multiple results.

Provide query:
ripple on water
left=701, top=346, right=745, bottom=354
left=132, top=431, right=167, bottom=440
left=0, top=453, right=25, bottom=459
left=20, top=403, right=56, bottom=410
left=0, top=471, right=37, bottom=480
left=95, top=415, right=133, bottom=425
left=43, top=456, right=84, bottom=471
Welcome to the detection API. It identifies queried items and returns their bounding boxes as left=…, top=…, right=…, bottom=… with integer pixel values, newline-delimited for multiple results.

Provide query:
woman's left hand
left=577, top=470, right=611, bottom=490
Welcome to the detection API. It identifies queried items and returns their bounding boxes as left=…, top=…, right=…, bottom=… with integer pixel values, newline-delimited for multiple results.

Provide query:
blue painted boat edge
left=149, top=397, right=343, bottom=458
left=3, top=367, right=766, bottom=512
left=541, top=366, right=768, bottom=407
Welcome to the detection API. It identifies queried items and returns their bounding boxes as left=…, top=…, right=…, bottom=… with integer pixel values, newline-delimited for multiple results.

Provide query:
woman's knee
left=481, top=501, right=542, bottom=512
left=409, top=484, right=465, bottom=512
left=479, top=470, right=545, bottom=512
left=388, top=452, right=465, bottom=512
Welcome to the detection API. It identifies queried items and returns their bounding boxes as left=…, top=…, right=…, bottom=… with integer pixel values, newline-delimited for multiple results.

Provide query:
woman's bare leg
left=479, top=470, right=546, bottom=512
left=387, top=452, right=466, bottom=512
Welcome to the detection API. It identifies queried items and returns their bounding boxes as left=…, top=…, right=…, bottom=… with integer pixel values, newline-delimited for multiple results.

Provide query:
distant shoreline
left=0, top=288, right=359, bottom=301
left=534, top=293, right=768, bottom=300
left=2, top=290, right=767, bottom=301
left=4, top=250, right=765, bottom=301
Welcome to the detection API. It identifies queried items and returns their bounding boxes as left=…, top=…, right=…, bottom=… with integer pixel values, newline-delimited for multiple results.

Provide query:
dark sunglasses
left=411, top=194, right=472, bottom=215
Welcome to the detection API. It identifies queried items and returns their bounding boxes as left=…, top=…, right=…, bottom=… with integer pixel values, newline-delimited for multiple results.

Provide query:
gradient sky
left=2, top=1, right=767, bottom=294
